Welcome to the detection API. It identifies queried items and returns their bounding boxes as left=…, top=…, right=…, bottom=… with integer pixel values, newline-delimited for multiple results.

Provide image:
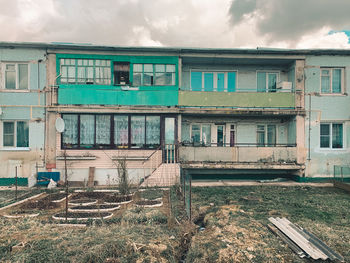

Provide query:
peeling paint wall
left=0, top=47, right=47, bottom=179
left=305, top=55, right=350, bottom=177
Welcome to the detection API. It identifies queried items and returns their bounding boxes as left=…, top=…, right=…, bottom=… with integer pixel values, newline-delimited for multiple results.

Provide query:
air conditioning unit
left=277, top=81, right=292, bottom=92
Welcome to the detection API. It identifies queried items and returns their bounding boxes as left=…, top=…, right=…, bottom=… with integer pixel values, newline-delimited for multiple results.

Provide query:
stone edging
left=68, top=205, right=120, bottom=213
left=52, top=213, right=113, bottom=221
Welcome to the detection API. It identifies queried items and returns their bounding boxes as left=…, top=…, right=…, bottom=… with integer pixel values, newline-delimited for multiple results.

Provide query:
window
left=133, top=64, right=175, bottom=86
left=3, top=121, right=29, bottom=147
left=191, top=124, right=211, bottom=146
left=320, top=123, right=343, bottom=149
left=190, top=71, right=236, bottom=92
left=60, top=59, right=111, bottom=85
left=62, top=114, right=162, bottom=149
left=321, top=68, right=343, bottom=94
left=257, top=72, right=278, bottom=92
left=257, top=124, right=276, bottom=146
left=4, top=63, right=29, bottom=90
left=114, top=62, right=130, bottom=85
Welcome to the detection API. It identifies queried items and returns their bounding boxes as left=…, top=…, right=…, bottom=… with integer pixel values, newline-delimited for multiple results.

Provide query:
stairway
left=141, top=163, right=180, bottom=187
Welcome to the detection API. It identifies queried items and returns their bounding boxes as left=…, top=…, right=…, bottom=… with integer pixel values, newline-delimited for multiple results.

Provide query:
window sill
left=0, top=89, right=30, bottom=93
left=0, top=147, right=30, bottom=151
left=56, top=156, right=96, bottom=160
left=319, top=93, right=347, bottom=96
left=317, top=148, right=347, bottom=152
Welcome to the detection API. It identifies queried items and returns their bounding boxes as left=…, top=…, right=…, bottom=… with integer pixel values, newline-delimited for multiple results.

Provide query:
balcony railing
left=179, top=144, right=297, bottom=164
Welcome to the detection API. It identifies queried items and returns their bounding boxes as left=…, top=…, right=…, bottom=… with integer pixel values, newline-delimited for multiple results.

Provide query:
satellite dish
left=55, top=117, right=65, bottom=133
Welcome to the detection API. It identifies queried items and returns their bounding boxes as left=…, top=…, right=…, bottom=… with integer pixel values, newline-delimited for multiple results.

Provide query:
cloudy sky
left=1, top=0, right=350, bottom=49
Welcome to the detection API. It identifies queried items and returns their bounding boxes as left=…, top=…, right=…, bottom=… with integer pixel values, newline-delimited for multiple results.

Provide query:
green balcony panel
left=179, top=91, right=295, bottom=108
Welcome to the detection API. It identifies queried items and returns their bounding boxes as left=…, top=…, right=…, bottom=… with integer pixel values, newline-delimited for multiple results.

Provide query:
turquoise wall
left=305, top=55, right=350, bottom=177
left=56, top=54, right=179, bottom=106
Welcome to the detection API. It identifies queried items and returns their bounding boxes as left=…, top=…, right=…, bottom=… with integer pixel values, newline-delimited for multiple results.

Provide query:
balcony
left=179, top=144, right=301, bottom=170
left=179, top=91, right=295, bottom=109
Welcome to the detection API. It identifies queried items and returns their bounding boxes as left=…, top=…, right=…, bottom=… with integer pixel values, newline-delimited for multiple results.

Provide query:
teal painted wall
left=56, top=54, right=179, bottom=106
left=305, top=55, right=350, bottom=177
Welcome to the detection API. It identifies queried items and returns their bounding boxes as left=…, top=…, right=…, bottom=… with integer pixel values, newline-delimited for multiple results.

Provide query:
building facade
left=0, top=43, right=46, bottom=185
left=0, top=42, right=349, bottom=185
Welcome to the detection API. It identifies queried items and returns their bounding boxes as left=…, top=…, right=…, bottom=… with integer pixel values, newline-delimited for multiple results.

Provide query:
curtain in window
left=131, top=116, right=145, bottom=147
left=227, top=72, right=236, bottom=92
left=62, top=115, right=78, bottom=147
left=3, top=122, right=14, bottom=146
left=267, top=125, right=276, bottom=146
left=204, top=73, right=214, bottom=91
left=80, top=115, right=95, bottom=147
left=332, top=69, right=341, bottom=93
left=321, top=70, right=330, bottom=93
left=16, top=121, right=29, bottom=147
left=257, top=72, right=266, bottom=92
left=146, top=116, right=160, bottom=147
left=257, top=125, right=265, bottom=146
left=18, top=64, right=28, bottom=90
left=320, top=124, right=330, bottom=148
left=143, top=64, right=153, bottom=86
left=96, top=115, right=110, bottom=145
left=332, top=124, right=343, bottom=148
left=114, top=116, right=128, bottom=147
left=217, top=73, right=225, bottom=92
left=5, top=64, right=16, bottom=89
left=202, top=124, right=211, bottom=146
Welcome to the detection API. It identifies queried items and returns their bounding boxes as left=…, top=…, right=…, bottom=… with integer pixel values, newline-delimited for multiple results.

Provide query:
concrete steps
left=141, top=163, right=180, bottom=187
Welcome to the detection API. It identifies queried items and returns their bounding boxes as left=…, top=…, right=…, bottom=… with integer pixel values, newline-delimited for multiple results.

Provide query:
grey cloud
left=229, top=0, right=350, bottom=42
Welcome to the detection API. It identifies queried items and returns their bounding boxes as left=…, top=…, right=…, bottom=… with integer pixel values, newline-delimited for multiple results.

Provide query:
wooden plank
left=88, top=167, right=95, bottom=187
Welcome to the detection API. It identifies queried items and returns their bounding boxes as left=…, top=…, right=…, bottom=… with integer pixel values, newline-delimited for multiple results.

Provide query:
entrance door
left=164, top=117, right=176, bottom=163
left=217, top=125, right=224, bottom=147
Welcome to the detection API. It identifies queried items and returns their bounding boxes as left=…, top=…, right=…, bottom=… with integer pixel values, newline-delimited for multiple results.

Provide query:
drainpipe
left=307, top=94, right=311, bottom=161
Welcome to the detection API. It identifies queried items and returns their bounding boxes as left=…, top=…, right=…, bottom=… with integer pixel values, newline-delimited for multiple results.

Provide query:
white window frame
left=320, top=122, right=344, bottom=149
left=189, top=70, right=238, bottom=92
left=256, top=124, right=277, bottom=146
left=256, top=71, right=280, bottom=92
left=320, top=67, right=345, bottom=94
left=2, top=63, right=30, bottom=91
left=1, top=120, right=30, bottom=149
left=190, top=123, right=212, bottom=145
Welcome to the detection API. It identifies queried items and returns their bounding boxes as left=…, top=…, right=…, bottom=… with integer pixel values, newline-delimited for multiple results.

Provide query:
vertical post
left=64, top=150, right=68, bottom=222
left=15, top=166, right=18, bottom=201
left=189, top=173, right=192, bottom=222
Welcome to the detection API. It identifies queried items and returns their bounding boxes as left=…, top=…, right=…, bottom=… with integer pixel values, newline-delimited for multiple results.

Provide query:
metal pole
left=15, top=166, right=18, bottom=201
left=64, top=150, right=68, bottom=222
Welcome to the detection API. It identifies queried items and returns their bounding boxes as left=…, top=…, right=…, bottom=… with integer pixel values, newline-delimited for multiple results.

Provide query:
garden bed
left=68, top=204, right=120, bottom=212
left=52, top=211, right=113, bottom=221
left=18, top=198, right=60, bottom=210
left=68, top=199, right=98, bottom=206
left=71, top=192, right=109, bottom=200
left=135, top=199, right=163, bottom=208
left=103, top=194, right=133, bottom=205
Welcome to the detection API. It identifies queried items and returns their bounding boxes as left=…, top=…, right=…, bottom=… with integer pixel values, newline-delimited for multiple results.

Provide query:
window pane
left=62, top=115, right=78, bottom=147
left=80, top=115, right=95, bottom=147
left=165, top=118, right=175, bottom=144
left=321, top=70, right=331, bottom=93
left=5, top=71, right=16, bottom=89
left=146, top=116, right=160, bottom=147
left=114, top=116, right=129, bottom=147
left=68, top=66, right=76, bottom=83
left=18, top=64, right=28, bottom=89
left=257, top=125, right=265, bottom=146
left=133, top=64, right=142, bottom=72
left=332, top=69, right=341, bottom=93
left=191, top=72, right=202, bottom=91
left=133, top=72, right=142, bottom=86
left=320, top=124, right=330, bottom=148
left=166, top=64, right=175, bottom=72
left=267, top=125, right=276, bottom=146
left=96, top=115, right=110, bottom=145
left=332, top=124, right=343, bottom=148
left=143, top=72, right=153, bottom=86
left=16, top=121, right=29, bottom=147
left=191, top=124, right=200, bottom=143
left=257, top=72, right=266, bottom=92
left=155, top=72, right=166, bottom=85
left=77, top=67, right=86, bottom=83
left=144, top=64, right=153, bottom=72
left=155, top=64, right=165, bottom=72
left=227, top=72, right=236, bottom=92
left=217, top=73, right=225, bottom=92
left=204, top=73, right=214, bottom=91
left=3, top=122, right=14, bottom=147
left=131, top=116, right=145, bottom=148
left=268, top=73, right=277, bottom=92
left=202, top=124, right=211, bottom=146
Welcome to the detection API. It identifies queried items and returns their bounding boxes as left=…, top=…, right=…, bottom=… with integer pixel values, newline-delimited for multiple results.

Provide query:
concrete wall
left=305, top=55, right=350, bottom=177
left=0, top=47, right=46, bottom=179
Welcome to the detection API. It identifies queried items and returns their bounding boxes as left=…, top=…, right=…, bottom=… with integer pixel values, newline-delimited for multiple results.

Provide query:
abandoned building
left=0, top=42, right=349, bottom=186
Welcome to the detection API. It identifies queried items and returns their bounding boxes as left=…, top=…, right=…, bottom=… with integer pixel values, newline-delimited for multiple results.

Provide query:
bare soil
left=72, top=192, right=109, bottom=200
left=54, top=212, right=111, bottom=218
left=19, top=198, right=60, bottom=210
left=103, top=195, right=132, bottom=203
left=69, top=204, right=119, bottom=210
left=135, top=200, right=162, bottom=206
